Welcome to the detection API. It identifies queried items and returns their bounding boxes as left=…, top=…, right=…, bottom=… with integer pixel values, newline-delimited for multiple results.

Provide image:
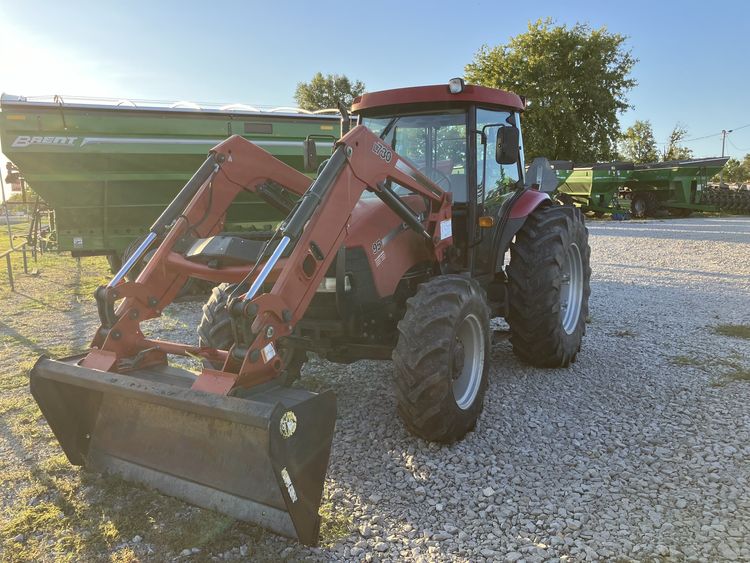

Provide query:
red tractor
left=31, top=80, right=591, bottom=545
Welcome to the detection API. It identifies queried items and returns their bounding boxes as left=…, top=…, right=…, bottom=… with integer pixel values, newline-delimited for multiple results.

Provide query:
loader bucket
left=29, top=356, right=336, bottom=545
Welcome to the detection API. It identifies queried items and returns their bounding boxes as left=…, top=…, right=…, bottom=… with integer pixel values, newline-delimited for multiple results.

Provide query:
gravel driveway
left=1, top=216, right=749, bottom=562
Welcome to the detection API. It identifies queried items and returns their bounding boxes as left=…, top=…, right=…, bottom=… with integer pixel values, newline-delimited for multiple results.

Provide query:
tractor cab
left=351, top=80, right=529, bottom=275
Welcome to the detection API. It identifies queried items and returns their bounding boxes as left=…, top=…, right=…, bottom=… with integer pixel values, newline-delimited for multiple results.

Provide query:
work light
left=448, top=78, right=465, bottom=94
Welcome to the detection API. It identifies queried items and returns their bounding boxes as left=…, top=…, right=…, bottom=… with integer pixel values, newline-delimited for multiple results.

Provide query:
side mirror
left=303, top=138, right=318, bottom=172
left=496, top=126, right=520, bottom=165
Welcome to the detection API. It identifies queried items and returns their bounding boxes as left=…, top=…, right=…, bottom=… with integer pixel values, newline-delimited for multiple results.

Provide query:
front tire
left=393, top=275, right=490, bottom=443
left=198, top=283, right=304, bottom=383
left=507, top=205, right=591, bottom=368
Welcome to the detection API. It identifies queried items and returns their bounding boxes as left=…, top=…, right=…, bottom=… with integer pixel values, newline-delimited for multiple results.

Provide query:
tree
left=719, top=158, right=742, bottom=183
left=716, top=155, right=750, bottom=183
left=662, top=124, right=693, bottom=161
left=620, top=120, right=659, bottom=163
left=465, top=19, right=636, bottom=162
left=294, top=72, right=365, bottom=111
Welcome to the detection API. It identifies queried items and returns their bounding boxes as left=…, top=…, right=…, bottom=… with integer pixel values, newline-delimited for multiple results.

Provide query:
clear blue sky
left=1, top=0, right=748, bottom=160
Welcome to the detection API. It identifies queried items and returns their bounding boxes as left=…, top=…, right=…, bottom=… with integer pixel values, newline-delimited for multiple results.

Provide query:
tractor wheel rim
left=452, top=313, right=484, bottom=410
left=560, top=242, right=584, bottom=334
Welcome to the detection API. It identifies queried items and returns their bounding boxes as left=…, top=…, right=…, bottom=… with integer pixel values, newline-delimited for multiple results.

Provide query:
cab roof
left=351, top=84, right=525, bottom=114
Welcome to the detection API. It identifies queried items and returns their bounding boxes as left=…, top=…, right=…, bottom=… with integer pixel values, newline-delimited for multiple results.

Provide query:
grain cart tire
left=668, top=207, right=692, bottom=218
left=507, top=205, right=591, bottom=368
left=631, top=193, right=657, bottom=218
left=393, top=275, right=490, bottom=443
left=198, top=283, right=305, bottom=384
left=106, top=253, right=122, bottom=275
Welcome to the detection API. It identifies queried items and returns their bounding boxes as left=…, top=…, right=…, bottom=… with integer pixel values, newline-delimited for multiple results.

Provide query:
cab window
left=362, top=111, right=468, bottom=201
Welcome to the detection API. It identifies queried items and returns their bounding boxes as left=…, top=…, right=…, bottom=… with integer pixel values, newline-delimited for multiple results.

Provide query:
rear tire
left=198, top=283, right=304, bottom=383
left=507, top=205, right=591, bottom=368
left=393, top=275, right=490, bottom=443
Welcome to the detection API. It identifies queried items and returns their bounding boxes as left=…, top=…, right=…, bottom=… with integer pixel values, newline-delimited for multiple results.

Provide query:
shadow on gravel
left=598, top=262, right=750, bottom=281
left=587, top=223, right=750, bottom=244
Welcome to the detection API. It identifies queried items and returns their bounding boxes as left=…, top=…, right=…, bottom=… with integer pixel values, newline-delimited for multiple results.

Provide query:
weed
left=727, top=367, right=750, bottom=382
left=713, top=323, right=750, bottom=340
left=670, top=355, right=704, bottom=367
left=610, top=329, right=636, bottom=338
left=318, top=499, right=353, bottom=545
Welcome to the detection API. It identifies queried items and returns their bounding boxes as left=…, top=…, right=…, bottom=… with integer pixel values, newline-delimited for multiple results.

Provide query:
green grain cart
left=626, top=157, right=729, bottom=218
left=0, top=94, right=343, bottom=267
left=554, top=157, right=730, bottom=218
left=554, top=161, right=633, bottom=218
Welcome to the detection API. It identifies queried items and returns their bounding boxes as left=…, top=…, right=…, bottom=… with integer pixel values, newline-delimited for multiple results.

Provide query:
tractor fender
left=491, top=189, right=552, bottom=273
left=508, top=189, right=551, bottom=219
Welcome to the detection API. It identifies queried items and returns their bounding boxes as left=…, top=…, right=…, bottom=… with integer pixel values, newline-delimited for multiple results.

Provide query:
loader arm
left=219, top=125, right=454, bottom=392
left=84, top=125, right=452, bottom=394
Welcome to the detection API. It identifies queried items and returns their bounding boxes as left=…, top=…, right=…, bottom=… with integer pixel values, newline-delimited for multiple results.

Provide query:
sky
left=0, top=0, right=748, bottom=190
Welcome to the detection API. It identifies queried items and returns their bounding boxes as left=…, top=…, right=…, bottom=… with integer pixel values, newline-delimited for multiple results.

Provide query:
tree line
left=295, top=19, right=747, bottom=182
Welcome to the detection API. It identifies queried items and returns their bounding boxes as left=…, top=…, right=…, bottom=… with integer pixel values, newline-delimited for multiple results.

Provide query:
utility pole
left=719, top=129, right=733, bottom=187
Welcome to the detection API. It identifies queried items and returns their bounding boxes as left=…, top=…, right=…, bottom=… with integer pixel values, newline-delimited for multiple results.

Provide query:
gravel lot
left=1, top=216, right=749, bottom=562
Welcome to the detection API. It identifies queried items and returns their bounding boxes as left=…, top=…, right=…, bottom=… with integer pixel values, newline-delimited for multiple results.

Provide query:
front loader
left=30, top=81, right=591, bottom=545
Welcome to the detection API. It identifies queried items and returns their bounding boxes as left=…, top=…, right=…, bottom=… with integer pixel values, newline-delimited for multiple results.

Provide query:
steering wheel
left=420, top=167, right=452, bottom=191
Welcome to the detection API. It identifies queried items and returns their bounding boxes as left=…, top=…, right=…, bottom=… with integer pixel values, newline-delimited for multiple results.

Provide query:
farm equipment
left=627, top=157, right=729, bottom=218
left=554, top=157, right=731, bottom=218
left=702, top=183, right=750, bottom=213
left=555, top=161, right=633, bottom=217
left=30, top=81, right=591, bottom=544
left=0, top=94, right=344, bottom=267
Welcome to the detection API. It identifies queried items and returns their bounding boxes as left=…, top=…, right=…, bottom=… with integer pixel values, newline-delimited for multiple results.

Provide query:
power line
left=658, top=123, right=750, bottom=146
left=728, top=137, right=750, bottom=152
left=655, top=132, right=721, bottom=146
left=681, top=132, right=724, bottom=144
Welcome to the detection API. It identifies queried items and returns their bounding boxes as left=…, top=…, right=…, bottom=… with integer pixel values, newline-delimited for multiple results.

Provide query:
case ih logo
left=12, top=135, right=79, bottom=148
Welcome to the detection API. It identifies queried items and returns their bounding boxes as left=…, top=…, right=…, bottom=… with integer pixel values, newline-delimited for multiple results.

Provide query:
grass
left=713, top=323, right=750, bottom=340
left=0, top=248, right=323, bottom=560
left=318, top=494, right=353, bottom=545
left=671, top=351, right=750, bottom=387
left=610, top=329, right=636, bottom=338
left=0, top=453, right=282, bottom=562
left=670, top=355, right=705, bottom=367
left=726, top=367, right=750, bottom=383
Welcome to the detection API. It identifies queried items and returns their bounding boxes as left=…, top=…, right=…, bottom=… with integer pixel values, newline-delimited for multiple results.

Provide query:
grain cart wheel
left=630, top=193, right=657, bottom=218
left=198, top=283, right=305, bottom=383
left=668, top=207, right=692, bottom=218
left=393, top=275, right=490, bottom=443
left=507, top=205, right=591, bottom=368
left=106, top=254, right=122, bottom=275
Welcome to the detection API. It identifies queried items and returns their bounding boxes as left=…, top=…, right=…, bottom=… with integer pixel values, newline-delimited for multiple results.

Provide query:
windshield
left=362, top=111, right=468, bottom=201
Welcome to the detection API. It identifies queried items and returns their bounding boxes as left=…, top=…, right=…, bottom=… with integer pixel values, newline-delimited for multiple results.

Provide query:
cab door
left=473, top=108, right=524, bottom=275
